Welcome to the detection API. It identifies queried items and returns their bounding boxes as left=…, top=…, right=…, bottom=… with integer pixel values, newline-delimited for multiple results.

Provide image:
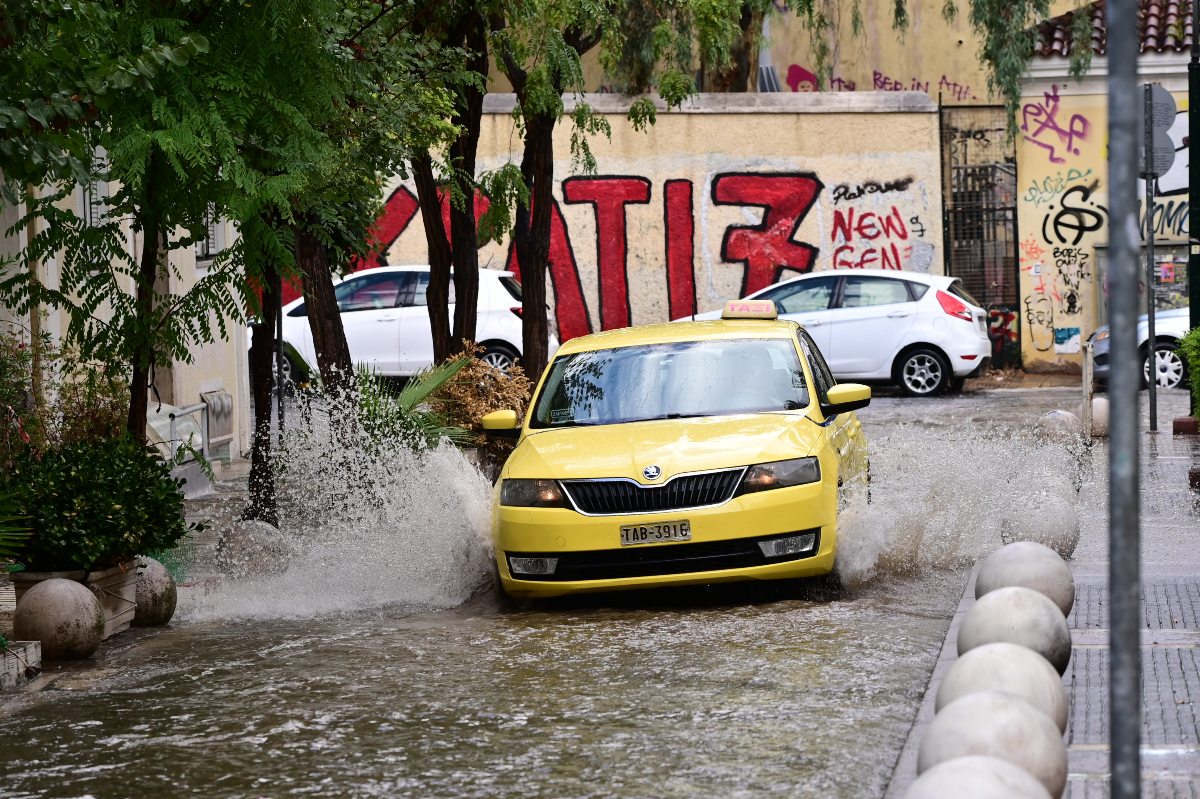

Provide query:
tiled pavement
left=887, top=389, right=1200, bottom=798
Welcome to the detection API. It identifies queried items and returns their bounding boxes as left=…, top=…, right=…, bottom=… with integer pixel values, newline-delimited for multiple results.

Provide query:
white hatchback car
left=680, top=269, right=992, bottom=396
left=279, top=265, right=550, bottom=378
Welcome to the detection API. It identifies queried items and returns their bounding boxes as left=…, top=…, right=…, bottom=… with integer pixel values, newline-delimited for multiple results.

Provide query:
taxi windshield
left=531, top=338, right=810, bottom=429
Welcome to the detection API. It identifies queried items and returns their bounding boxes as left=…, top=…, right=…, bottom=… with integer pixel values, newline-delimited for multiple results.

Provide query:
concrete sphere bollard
left=936, top=642, right=1069, bottom=732
left=1034, top=410, right=1085, bottom=445
left=905, top=755, right=1052, bottom=799
left=1091, top=396, right=1110, bottom=437
left=131, top=557, right=177, bottom=627
left=917, top=691, right=1068, bottom=798
left=977, top=541, right=1075, bottom=617
left=1002, top=492, right=1080, bottom=559
left=13, top=578, right=104, bottom=660
left=958, top=586, right=1072, bottom=674
left=215, top=520, right=290, bottom=578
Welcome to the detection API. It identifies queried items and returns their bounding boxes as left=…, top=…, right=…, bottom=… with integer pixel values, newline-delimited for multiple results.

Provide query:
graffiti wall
left=376, top=93, right=943, bottom=342
left=1015, top=81, right=1189, bottom=368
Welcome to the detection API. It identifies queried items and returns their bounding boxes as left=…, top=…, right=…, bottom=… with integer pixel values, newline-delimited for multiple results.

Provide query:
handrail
left=167, top=402, right=209, bottom=462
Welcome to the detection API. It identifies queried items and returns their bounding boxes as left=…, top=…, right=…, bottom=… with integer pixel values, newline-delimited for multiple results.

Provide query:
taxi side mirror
left=821, top=383, right=871, bottom=416
left=482, top=409, right=520, bottom=439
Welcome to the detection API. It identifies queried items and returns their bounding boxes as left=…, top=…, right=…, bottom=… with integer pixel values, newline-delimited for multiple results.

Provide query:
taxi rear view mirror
left=821, top=383, right=871, bottom=416
left=482, top=409, right=520, bottom=439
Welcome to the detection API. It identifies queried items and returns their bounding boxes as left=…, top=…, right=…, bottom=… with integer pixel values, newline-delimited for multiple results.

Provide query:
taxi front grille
left=506, top=529, right=822, bottom=582
left=560, top=469, right=745, bottom=515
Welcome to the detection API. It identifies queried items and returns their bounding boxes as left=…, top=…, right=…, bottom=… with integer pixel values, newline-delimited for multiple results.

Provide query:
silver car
left=1089, top=306, right=1190, bottom=389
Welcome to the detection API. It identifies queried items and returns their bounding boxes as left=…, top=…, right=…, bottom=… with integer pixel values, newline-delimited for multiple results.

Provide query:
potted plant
left=7, top=435, right=198, bottom=639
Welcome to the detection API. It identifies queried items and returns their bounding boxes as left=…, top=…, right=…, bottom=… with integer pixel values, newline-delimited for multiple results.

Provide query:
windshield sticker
left=550, top=409, right=573, bottom=423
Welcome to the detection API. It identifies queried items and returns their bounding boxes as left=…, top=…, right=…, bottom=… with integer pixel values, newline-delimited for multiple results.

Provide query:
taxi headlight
left=500, top=479, right=567, bottom=508
left=738, top=457, right=821, bottom=495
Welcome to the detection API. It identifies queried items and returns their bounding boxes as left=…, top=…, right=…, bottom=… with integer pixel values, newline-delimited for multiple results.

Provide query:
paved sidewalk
left=886, top=391, right=1200, bottom=798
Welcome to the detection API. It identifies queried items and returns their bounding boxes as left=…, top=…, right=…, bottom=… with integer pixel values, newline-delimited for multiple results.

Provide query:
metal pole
left=1190, top=0, right=1200, bottom=417
left=275, top=271, right=285, bottom=445
left=1108, top=0, right=1142, bottom=796
left=1145, top=84, right=1157, bottom=432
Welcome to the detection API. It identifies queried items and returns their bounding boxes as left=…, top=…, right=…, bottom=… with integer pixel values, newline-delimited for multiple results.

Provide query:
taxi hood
left=505, top=413, right=823, bottom=481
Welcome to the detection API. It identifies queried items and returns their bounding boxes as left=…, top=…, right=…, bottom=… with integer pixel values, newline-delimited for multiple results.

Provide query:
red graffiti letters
left=830, top=205, right=910, bottom=269
left=562, top=176, right=651, bottom=330
left=712, top=172, right=822, bottom=295
left=506, top=199, right=593, bottom=342
left=664, top=179, right=697, bottom=320
left=1021, top=85, right=1090, bottom=164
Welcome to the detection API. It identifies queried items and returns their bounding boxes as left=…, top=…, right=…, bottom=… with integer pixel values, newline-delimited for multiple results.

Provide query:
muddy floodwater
left=2, top=387, right=1184, bottom=798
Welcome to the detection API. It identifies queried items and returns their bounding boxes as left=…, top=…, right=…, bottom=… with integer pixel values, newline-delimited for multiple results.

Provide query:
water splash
left=184, top=394, right=496, bottom=621
left=835, top=424, right=1084, bottom=586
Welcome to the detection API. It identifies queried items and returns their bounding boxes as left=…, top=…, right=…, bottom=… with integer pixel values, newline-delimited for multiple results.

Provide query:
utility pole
left=1145, top=84, right=1158, bottom=431
left=1191, top=0, right=1200, bottom=415
left=1108, top=0, right=1142, bottom=796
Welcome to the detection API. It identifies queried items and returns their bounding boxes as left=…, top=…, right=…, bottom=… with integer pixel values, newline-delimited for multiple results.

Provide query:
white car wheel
left=898, top=349, right=950, bottom=397
left=1143, top=344, right=1185, bottom=389
left=481, top=344, right=519, bottom=372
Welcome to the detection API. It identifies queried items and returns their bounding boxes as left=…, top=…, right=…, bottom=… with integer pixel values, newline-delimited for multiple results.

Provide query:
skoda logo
left=643, top=465, right=662, bottom=480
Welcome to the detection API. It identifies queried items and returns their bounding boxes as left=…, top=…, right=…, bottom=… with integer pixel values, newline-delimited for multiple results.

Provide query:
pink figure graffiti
left=1021, top=85, right=1090, bottom=164
left=786, top=65, right=818, bottom=92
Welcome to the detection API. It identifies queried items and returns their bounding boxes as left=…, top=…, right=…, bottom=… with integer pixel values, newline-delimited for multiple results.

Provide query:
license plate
left=620, top=519, right=691, bottom=546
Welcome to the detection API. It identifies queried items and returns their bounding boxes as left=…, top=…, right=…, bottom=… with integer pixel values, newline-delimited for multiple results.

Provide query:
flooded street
left=1, top=387, right=1188, bottom=798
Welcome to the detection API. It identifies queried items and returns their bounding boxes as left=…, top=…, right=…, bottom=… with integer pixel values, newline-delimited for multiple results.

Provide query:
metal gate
left=940, top=105, right=1022, bottom=368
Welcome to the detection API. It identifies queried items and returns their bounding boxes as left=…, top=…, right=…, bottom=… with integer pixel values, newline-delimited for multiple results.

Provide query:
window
left=195, top=207, right=224, bottom=262
left=841, top=276, right=911, bottom=308
left=531, top=338, right=809, bottom=428
left=335, top=273, right=405, bottom=312
left=758, top=275, right=837, bottom=314
left=796, top=329, right=835, bottom=406
left=499, top=275, right=523, bottom=302
left=907, top=282, right=930, bottom=300
left=78, top=149, right=109, bottom=227
left=401, top=272, right=455, bottom=307
left=948, top=280, right=981, bottom=307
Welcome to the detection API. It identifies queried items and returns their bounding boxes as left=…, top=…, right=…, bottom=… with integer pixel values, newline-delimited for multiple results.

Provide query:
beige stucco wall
left=383, top=92, right=944, bottom=340
left=1017, top=54, right=1189, bottom=368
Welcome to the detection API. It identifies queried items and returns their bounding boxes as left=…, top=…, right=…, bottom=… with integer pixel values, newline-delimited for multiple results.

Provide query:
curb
left=882, top=565, right=980, bottom=799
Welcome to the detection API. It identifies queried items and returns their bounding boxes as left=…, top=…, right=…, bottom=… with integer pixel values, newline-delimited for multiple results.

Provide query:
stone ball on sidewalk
left=131, top=556, right=177, bottom=627
left=13, top=578, right=104, bottom=660
left=977, top=541, right=1075, bottom=617
left=958, top=586, right=1072, bottom=674
left=1002, top=492, right=1080, bottom=559
left=917, top=691, right=1068, bottom=798
left=905, top=755, right=1052, bottom=799
left=1091, top=397, right=1109, bottom=437
left=936, top=642, right=1069, bottom=732
left=215, top=519, right=290, bottom=578
left=1034, top=410, right=1085, bottom=446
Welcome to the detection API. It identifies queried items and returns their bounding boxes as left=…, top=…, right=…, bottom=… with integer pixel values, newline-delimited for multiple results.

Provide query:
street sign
left=1139, top=128, right=1177, bottom=176
left=1138, top=83, right=1177, bottom=177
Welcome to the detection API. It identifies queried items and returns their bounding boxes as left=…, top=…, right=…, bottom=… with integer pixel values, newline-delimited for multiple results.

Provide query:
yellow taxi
left=482, top=299, right=871, bottom=599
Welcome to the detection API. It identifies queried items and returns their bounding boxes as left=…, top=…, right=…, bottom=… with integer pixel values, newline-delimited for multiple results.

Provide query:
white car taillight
left=936, top=290, right=973, bottom=322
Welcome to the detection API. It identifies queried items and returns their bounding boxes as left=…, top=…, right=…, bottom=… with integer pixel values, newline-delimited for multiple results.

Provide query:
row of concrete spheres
left=12, top=557, right=178, bottom=660
left=906, top=541, right=1076, bottom=799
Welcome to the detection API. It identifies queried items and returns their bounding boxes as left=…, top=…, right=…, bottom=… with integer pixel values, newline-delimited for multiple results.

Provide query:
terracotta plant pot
left=1174, top=416, right=1199, bottom=436
left=12, top=560, right=139, bottom=640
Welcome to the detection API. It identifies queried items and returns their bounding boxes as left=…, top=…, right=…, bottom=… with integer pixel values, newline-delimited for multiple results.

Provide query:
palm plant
left=356, top=355, right=475, bottom=452
left=0, top=488, right=29, bottom=562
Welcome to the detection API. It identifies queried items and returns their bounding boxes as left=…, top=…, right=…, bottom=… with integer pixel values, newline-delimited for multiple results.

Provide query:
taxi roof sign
left=721, top=299, right=778, bottom=320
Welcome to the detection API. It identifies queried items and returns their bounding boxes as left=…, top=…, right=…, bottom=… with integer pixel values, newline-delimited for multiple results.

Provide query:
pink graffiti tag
left=1021, top=86, right=1090, bottom=164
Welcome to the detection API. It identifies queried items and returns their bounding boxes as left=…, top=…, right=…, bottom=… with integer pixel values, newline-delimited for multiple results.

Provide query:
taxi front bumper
left=495, top=480, right=836, bottom=599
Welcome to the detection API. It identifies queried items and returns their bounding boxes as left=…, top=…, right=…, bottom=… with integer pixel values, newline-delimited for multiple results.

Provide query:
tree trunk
left=702, top=4, right=762, bottom=92
left=295, top=225, right=353, bottom=392
left=449, top=13, right=487, bottom=353
left=126, top=219, right=161, bottom=443
left=243, top=260, right=280, bottom=526
left=412, top=152, right=454, bottom=363
left=514, top=112, right=556, bottom=379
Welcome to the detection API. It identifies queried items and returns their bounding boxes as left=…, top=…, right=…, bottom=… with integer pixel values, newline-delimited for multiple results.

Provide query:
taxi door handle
left=801, top=319, right=823, bottom=326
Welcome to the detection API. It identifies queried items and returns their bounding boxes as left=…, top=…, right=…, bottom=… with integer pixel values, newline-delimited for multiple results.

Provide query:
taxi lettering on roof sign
left=720, top=299, right=778, bottom=320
